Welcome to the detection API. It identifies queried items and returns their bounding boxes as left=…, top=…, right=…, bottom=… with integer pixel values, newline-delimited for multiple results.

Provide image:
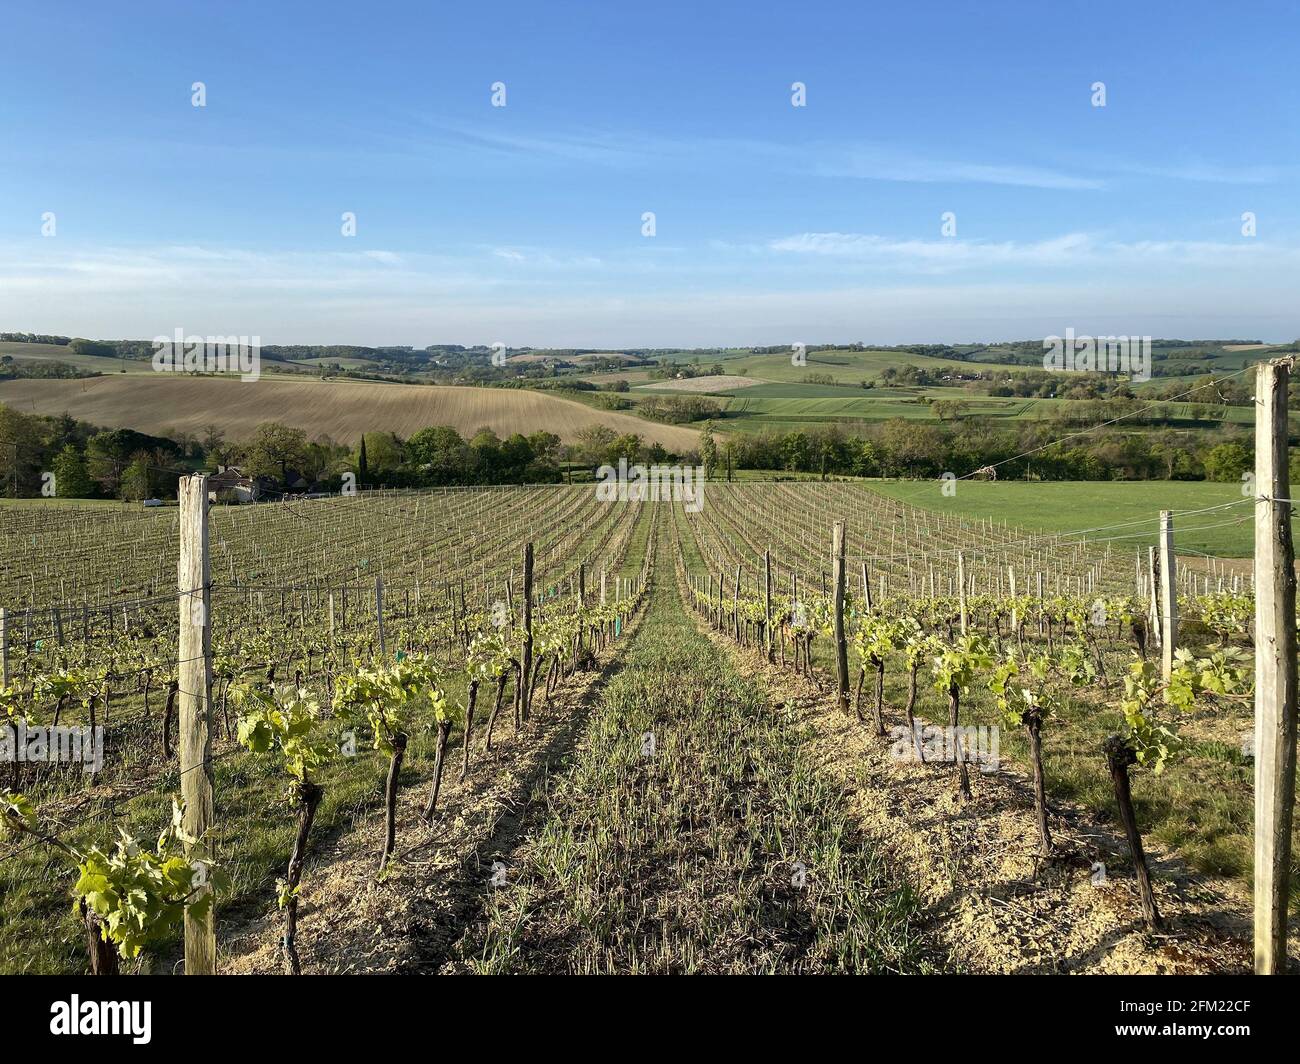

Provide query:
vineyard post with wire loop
left=1159, top=512, right=1177, bottom=682
left=1147, top=546, right=1161, bottom=651
left=178, top=472, right=215, bottom=974
left=1253, top=358, right=1298, bottom=974
left=957, top=551, right=968, bottom=635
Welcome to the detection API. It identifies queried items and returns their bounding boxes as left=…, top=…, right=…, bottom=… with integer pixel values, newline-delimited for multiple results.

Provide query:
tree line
left=699, top=419, right=1271, bottom=483
left=0, top=400, right=1284, bottom=502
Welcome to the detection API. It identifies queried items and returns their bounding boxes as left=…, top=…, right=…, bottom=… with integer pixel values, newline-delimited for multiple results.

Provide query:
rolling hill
left=0, top=375, right=702, bottom=450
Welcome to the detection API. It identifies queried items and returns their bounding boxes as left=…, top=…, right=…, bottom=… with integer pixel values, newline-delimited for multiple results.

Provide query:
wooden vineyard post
left=521, top=543, right=535, bottom=723
left=1158, top=512, right=1177, bottom=682
left=1147, top=546, right=1161, bottom=652
left=957, top=551, right=968, bottom=635
left=177, top=474, right=215, bottom=974
left=862, top=563, right=872, bottom=612
left=832, top=522, right=849, bottom=716
left=328, top=592, right=335, bottom=643
left=375, top=575, right=386, bottom=660
left=1008, top=566, right=1018, bottom=635
left=732, top=564, right=740, bottom=642
left=0, top=607, right=7, bottom=687
left=1253, top=359, right=1298, bottom=974
left=764, top=550, right=774, bottom=662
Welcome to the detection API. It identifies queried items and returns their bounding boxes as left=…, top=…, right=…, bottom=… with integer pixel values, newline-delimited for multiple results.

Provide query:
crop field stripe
left=456, top=535, right=932, bottom=974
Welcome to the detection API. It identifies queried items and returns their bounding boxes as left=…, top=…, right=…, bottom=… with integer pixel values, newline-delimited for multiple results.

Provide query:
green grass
left=724, top=392, right=1016, bottom=422
left=286, top=357, right=376, bottom=369
left=719, top=348, right=1028, bottom=384
left=868, top=480, right=1256, bottom=556
left=0, top=341, right=150, bottom=376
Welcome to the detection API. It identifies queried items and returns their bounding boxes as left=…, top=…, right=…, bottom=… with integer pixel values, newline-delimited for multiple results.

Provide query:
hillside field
left=0, top=374, right=702, bottom=450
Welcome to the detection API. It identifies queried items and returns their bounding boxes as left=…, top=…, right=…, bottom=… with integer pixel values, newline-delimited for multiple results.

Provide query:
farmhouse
left=208, top=465, right=258, bottom=504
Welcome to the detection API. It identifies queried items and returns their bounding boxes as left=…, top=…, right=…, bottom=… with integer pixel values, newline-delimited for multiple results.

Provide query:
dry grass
left=0, top=375, right=701, bottom=449
left=635, top=375, right=766, bottom=393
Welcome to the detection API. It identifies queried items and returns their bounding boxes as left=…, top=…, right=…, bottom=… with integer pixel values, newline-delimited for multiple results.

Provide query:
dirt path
left=442, top=566, right=937, bottom=974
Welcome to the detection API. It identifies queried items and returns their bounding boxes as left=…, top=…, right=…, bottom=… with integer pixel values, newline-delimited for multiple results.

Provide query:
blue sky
left=2, top=0, right=1298, bottom=347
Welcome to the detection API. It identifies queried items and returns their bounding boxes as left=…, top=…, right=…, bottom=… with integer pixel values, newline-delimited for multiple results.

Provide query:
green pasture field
left=0, top=341, right=147, bottom=376
left=716, top=348, right=1027, bottom=385
left=868, top=480, right=1256, bottom=557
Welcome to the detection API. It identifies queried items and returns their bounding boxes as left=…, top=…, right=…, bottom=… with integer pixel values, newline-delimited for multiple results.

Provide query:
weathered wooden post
left=0, top=607, right=8, bottom=687
left=957, top=551, right=968, bottom=635
left=832, top=522, right=849, bottom=716
left=521, top=542, right=535, bottom=722
left=764, top=549, right=774, bottom=662
left=1253, top=359, right=1298, bottom=974
left=732, top=564, right=741, bottom=642
left=178, top=473, right=215, bottom=974
left=1147, top=546, right=1161, bottom=651
left=375, top=574, right=386, bottom=659
left=1008, top=566, right=1018, bottom=635
left=1158, top=512, right=1177, bottom=682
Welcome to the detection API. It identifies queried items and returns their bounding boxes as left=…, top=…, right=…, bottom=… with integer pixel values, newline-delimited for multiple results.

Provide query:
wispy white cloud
left=767, top=231, right=1300, bottom=272
left=408, top=119, right=1300, bottom=192
left=812, top=152, right=1104, bottom=190
left=769, top=232, right=1096, bottom=266
left=405, top=120, right=1103, bottom=190
left=1107, top=161, right=1289, bottom=185
left=491, top=246, right=603, bottom=268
